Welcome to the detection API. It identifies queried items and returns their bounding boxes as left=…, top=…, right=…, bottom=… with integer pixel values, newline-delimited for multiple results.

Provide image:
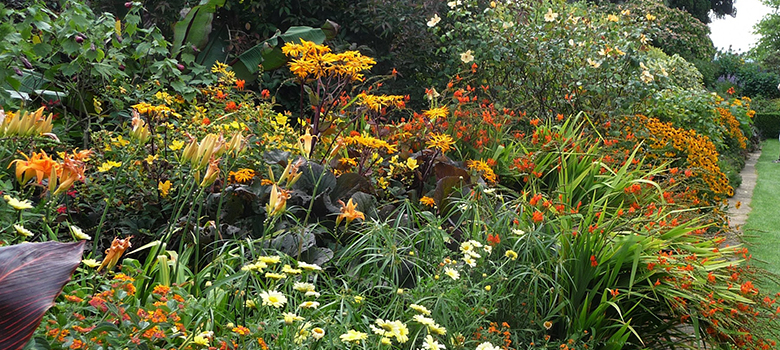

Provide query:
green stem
left=93, top=177, right=118, bottom=256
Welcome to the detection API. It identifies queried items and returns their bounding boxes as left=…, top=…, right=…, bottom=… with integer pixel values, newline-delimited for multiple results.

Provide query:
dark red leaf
left=0, top=241, right=85, bottom=350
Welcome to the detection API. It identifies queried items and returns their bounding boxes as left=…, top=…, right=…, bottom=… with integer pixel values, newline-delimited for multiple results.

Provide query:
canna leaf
left=0, top=241, right=85, bottom=350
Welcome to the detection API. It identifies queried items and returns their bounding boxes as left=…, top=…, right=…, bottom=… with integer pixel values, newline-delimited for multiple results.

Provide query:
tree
left=751, top=0, right=780, bottom=75
left=599, top=0, right=735, bottom=23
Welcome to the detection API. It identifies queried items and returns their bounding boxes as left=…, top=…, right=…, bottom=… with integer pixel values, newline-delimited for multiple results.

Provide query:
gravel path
left=728, top=151, right=761, bottom=230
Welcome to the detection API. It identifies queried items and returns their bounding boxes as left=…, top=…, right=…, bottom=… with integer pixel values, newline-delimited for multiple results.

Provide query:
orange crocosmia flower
left=487, top=233, right=500, bottom=246
left=530, top=118, right=540, bottom=126
left=336, top=198, right=365, bottom=226
left=261, top=89, right=270, bottom=99
left=224, top=101, right=239, bottom=112
left=97, top=236, right=133, bottom=272
left=236, top=79, right=245, bottom=90
left=10, top=150, right=57, bottom=184
left=531, top=210, right=544, bottom=223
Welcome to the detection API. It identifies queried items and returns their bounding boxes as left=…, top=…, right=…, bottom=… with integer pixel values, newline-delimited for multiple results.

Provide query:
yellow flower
left=300, top=301, right=320, bottom=309
left=410, top=303, right=432, bottom=315
left=646, top=13, right=656, bottom=21
left=505, top=250, right=518, bottom=260
left=260, top=290, right=287, bottom=308
left=426, top=133, right=455, bottom=153
left=81, top=259, right=100, bottom=268
left=340, top=329, right=368, bottom=344
left=258, top=255, right=281, bottom=264
left=607, top=14, right=619, bottom=22
left=444, top=267, right=460, bottom=280
left=245, top=299, right=257, bottom=308
left=70, top=225, right=91, bottom=240
left=298, top=261, right=323, bottom=271
left=158, top=180, right=172, bottom=198
left=193, top=333, right=210, bottom=346
left=283, top=312, right=304, bottom=324
left=423, top=335, right=445, bottom=349
left=265, top=272, right=287, bottom=280
left=282, top=264, right=302, bottom=274
left=144, top=154, right=158, bottom=165
left=4, top=195, right=33, bottom=210
left=312, top=327, right=325, bottom=340
left=427, top=14, right=441, bottom=27
left=460, top=50, right=474, bottom=63
left=98, top=161, right=122, bottom=172
left=169, top=140, right=185, bottom=151
left=294, top=282, right=316, bottom=292
left=544, top=8, right=559, bottom=22
left=13, top=224, right=33, bottom=237
left=354, top=295, right=364, bottom=304
left=336, top=198, right=365, bottom=226
left=467, top=159, right=497, bottom=183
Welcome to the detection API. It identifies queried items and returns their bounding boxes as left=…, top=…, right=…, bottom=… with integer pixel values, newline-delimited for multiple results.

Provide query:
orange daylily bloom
left=200, top=157, right=221, bottom=188
left=9, top=150, right=58, bottom=185
left=97, top=236, right=133, bottom=272
left=266, top=184, right=290, bottom=217
left=53, top=155, right=86, bottom=195
left=336, top=198, right=365, bottom=226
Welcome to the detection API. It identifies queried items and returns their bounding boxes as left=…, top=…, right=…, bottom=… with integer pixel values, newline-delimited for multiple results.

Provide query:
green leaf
left=0, top=241, right=85, bottom=350
left=171, top=0, right=226, bottom=55
left=233, top=26, right=327, bottom=78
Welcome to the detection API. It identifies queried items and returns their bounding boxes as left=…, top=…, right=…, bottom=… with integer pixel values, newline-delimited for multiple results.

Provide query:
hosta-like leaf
left=0, top=241, right=85, bottom=350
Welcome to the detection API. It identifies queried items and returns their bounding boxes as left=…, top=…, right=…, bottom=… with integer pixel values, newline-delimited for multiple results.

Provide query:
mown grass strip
left=743, top=139, right=780, bottom=294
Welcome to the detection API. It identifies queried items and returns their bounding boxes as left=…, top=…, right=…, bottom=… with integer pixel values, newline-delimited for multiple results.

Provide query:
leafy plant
left=0, top=240, right=84, bottom=350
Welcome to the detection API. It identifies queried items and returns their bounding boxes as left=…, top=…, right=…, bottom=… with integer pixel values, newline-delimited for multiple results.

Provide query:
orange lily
left=52, top=155, right=86, bottom=195
left=336, top=198, right=365, bottom=226
left=9, top=150, right=57, bottom=185
left=97, top=236, right=133, bottom=272
left=265, top=184, right=290, bottom=217
left=200, top=157, right=221, bottom=188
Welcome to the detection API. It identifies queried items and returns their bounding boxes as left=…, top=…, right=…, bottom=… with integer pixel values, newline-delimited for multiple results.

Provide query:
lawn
left=743, top=139, right=780, bottom=293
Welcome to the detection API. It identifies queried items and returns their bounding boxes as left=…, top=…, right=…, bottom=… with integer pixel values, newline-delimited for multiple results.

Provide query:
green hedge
left=753, top=112, right=780, bottom=139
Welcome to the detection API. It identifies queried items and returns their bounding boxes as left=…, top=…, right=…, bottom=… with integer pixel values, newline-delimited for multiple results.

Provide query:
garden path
left=728, top=151, right=761, bottom=230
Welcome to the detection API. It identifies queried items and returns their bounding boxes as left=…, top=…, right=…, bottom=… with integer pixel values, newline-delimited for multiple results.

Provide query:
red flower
left=224, top=101, right=239, bottom=112
left=487, top=233, right=500, bottom=246
left=57, top=205, right=67, bottom=214
left=532, top=210, right=544, bottom=223
left=261, top=89, right=270, bottom=99
left=590, top=255, right=598, bottom=267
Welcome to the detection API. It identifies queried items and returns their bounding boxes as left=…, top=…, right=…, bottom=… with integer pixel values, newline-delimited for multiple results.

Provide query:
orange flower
left=224, top=101, right=239, bottom=112
left=532, top=210, right=544, bottom=223
left=236, top=79, right=245, bottom=90
left=261, top=89, right=271, bottom=99
left=420, top=196, right=436, bottom=207
left=487, top=233, right=500, bottom=246
left=53, top=154, right=86, bottom=195
left=336, top=198, right=365, bottom=226
left=530, top=118, right=540, bottom=126
left=97, top=236, right=133, bottom=272
left=9, top=150, right=57, bottom=185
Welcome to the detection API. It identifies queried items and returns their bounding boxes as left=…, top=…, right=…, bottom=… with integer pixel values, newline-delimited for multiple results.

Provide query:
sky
left=709, top=0, right=773, bottom=53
